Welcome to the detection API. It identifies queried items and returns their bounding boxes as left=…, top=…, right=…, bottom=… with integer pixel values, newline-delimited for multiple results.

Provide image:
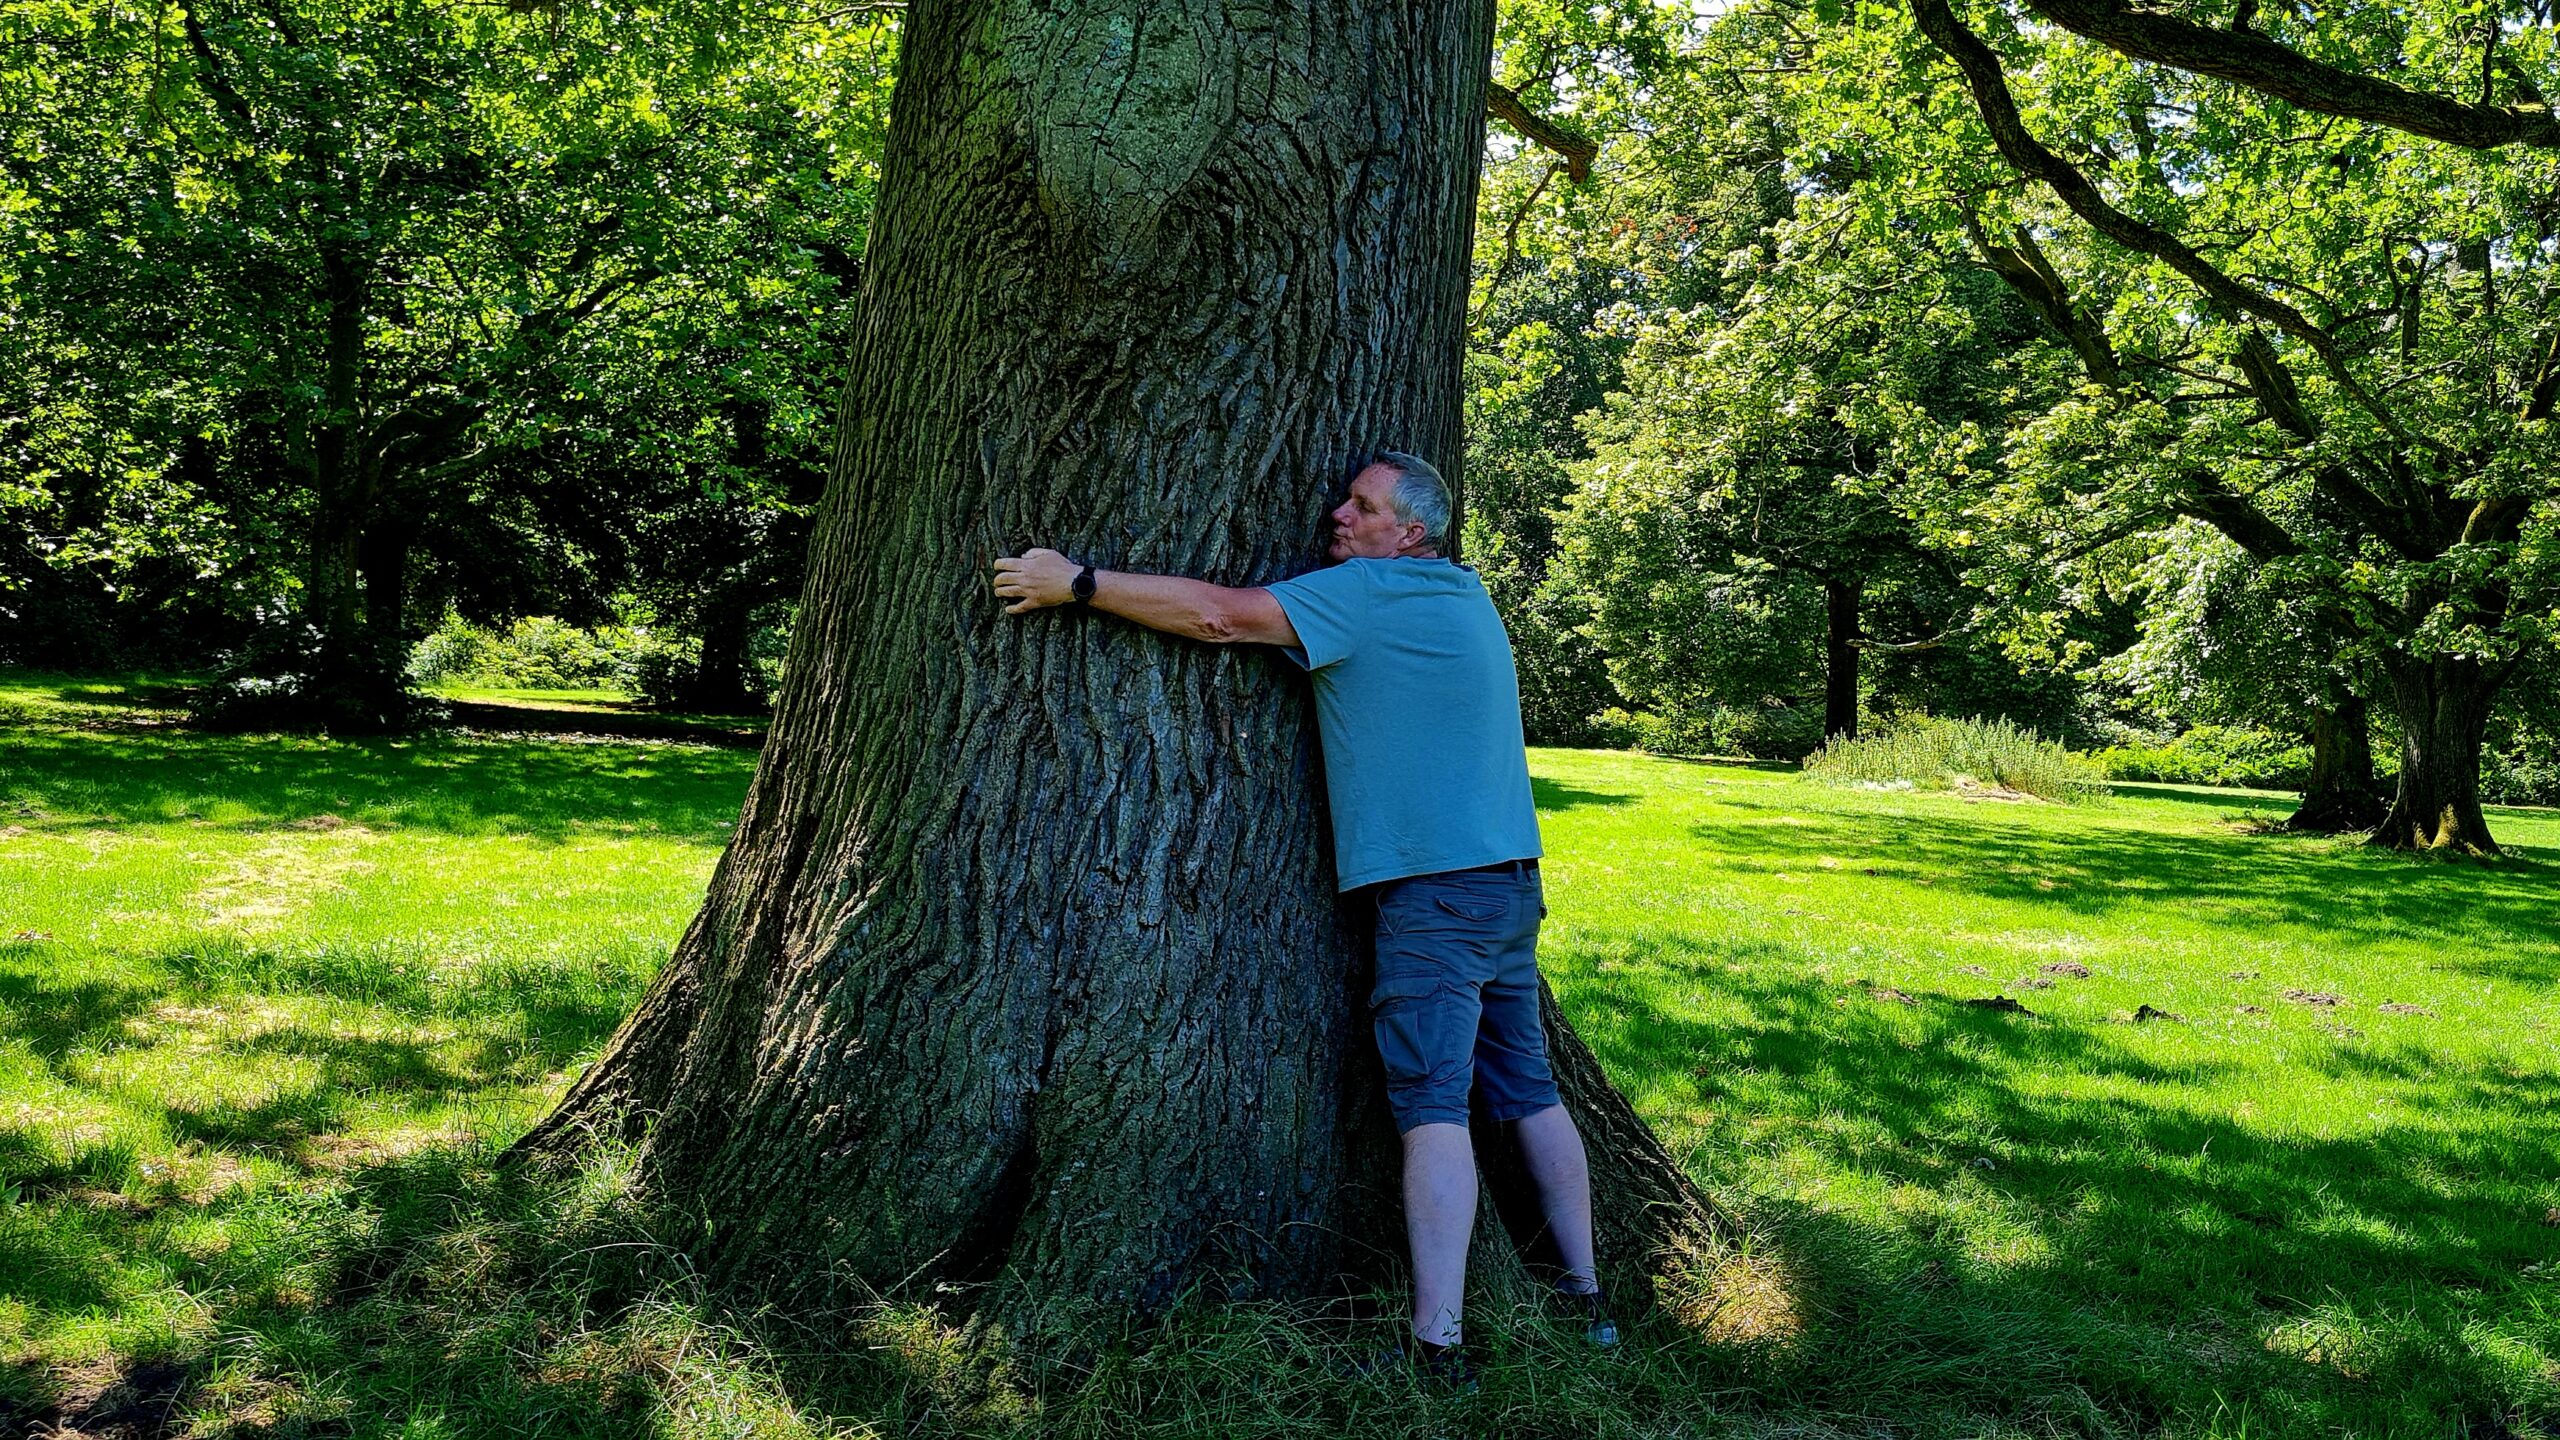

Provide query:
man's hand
left=992, top=548, right=1079, bottom=614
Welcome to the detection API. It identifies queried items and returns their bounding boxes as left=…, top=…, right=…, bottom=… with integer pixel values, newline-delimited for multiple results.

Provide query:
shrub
left=1590, top=702, right=1823, bottom=761
left=407, top=614, right=639, bottom=691
left=2484, top=733, right=2560, bottom=807
left=2092, top=725, right=2311, bottom=791
left=615, top=631, right=702, bottom=706
left=1803, top=714, right=2107, bottom=803
left=405, top=619, right=499, bottom=686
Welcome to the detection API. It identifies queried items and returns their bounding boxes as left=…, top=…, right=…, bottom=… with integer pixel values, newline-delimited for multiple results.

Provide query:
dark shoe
left=1410, top=1336, right=1481, bottom=1392
left=1554, top=1285, right=1620, bottom=1349
left=1345, top=1335, right=1479, bottom=1393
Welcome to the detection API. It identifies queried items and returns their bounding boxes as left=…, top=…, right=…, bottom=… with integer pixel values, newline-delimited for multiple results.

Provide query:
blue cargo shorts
left=1369, top=860, right=1561, bottom=1133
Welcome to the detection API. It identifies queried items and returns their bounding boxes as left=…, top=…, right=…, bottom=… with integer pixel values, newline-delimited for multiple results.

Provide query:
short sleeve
left=1263, top=561, right=1372, bottom=670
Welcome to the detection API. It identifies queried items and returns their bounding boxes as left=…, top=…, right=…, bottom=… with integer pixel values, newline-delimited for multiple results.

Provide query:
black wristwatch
left=1070, top=564, right=1098, bottom=607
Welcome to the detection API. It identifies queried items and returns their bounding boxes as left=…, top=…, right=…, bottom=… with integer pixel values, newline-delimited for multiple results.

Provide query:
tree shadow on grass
left=0, top=1205, right=126, bottom=1319
left=1532, top=777, right=1639, bottom=813
left=0, top=963, right=160, bottom=1063
left=1695, top=791, right=2560, bottom=976
left=1549, top=930, right=2560, bottom=1434
left=0, top=942, right=648, bottom=1183
left=0, top=723, right=756, bottom=842
left=2104, top=779, right=2301, bottom=809
left=440, top=698, right=768, bottom=748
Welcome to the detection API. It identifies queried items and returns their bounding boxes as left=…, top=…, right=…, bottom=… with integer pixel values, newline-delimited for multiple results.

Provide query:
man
left=990, top=452, right=1612, bottom=1377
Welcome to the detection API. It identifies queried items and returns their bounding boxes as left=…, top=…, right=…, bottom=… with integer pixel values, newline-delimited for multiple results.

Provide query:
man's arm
left=992, top=548, right=1300, bottom=647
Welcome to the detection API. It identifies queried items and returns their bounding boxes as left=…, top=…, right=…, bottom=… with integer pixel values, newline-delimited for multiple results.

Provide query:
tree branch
left=1964, top=213, right=2121, bottom=386
left=1850, top=629, right=1963, bottom=653
left=2014, top=0, right=2560, bottom=150
left=1487, top=82, right=1597, bottom=184
left=1959, top=197, right=2313, bottom=566
left=179, top=5, right=259, bottom=141
left=2172, top=482, right=2299, bottom=561
left=1472, top=159, right=1563, bottom=328
left=1908, top=0, right=2440, bottom=460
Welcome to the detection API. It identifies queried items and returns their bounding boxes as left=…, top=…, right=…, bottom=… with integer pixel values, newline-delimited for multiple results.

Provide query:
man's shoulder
left=1365, top=557, right=1481, bottom=591
left=1268, top=558, right=1373, bottom=599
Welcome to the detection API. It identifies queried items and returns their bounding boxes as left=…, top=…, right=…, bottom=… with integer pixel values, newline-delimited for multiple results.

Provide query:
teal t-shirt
left=1264, top=557, right=1543, bottom=891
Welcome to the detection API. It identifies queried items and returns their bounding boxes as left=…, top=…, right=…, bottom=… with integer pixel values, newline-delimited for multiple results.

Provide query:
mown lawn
left=1, top=670, right=2554, bottom=1438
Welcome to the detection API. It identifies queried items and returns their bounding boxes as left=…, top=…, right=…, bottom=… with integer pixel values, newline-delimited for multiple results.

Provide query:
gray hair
left=1369, top=450, right=1452, bottom=551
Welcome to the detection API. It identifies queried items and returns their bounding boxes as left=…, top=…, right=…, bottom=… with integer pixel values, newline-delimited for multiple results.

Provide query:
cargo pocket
left=1370, top=971, right=1450, bottom=1092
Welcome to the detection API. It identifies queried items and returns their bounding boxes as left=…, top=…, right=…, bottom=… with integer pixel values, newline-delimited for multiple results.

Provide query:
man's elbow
left=1190, top=602, right=1245, bottom=645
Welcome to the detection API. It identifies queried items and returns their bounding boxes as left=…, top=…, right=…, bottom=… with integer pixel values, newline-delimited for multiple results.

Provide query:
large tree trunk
left=2371, top=655, right=2504, bottom=854
left=1822, top=575, right=1860, bottom=741
left=2283, top=688, right=2384, bottom=833
left=517, top=0, right=1714, bottom=1339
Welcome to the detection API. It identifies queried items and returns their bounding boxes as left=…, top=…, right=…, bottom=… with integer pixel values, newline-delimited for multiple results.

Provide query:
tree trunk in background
left=1823, top=575, right=1860, bottom=741
left=518, top=0, right=1715, bottom=1337
left=2283, top=689, right=2384, bottom=834
left=681, top=583, right=760, bottom=713
left=356, top=521, right=411, bottom=717
left=299, top=245, right=395, bottom=729
left=291, top=244, right=409, bottom=727
left=2372, top=656, right=2503, bottom=854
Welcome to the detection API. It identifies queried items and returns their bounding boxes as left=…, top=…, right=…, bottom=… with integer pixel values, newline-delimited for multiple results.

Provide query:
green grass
left=425, top=680, right=641, bottom=708
left=1, top=669, right=2555, bottom=1437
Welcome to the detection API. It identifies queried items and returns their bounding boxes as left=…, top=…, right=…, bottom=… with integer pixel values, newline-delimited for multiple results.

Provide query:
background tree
left=1484, top=5, right=2096, bottom=757
left=0, top=0, right=887, bottom=719
left=1459, top=0, right=1723, bottom=745
left=1762, top=0, right=2560, bottom=851
left=2099, top=525, right=2388, bottom=830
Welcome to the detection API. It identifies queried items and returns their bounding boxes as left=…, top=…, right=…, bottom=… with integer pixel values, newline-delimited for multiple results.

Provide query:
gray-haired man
left=992, top=453, right=1610, bottom=1378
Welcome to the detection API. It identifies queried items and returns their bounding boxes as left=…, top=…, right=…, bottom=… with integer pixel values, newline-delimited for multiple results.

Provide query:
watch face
left=1073, top=568, right=1096, bottom=601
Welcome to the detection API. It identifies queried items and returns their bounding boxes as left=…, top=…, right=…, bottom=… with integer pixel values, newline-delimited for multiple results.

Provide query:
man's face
left=1327, top=464, right=1426, bottom=562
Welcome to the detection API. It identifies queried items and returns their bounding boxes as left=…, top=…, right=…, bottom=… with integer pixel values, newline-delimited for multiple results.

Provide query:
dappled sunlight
left=1530, top=750, right=2560, bottom=1428
left=0, top=722, right=2551, bottom=1432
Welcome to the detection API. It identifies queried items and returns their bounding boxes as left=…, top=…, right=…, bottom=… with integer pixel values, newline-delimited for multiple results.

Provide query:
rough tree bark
left=2373, top=655, right=2506, bottom=854
left=517, top=0, right=1716, bottom=1339
left=2282, top=689, right=2384, bottom=834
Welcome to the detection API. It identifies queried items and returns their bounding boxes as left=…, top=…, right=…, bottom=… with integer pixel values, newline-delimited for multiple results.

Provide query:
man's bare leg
left=1514, top=1103, right=1598, bottom=1292
left=1402, top=1121, right=1476, bottom=1346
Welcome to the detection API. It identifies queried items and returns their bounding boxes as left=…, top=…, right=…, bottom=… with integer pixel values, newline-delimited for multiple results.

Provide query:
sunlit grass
left=1533, top=749, right=2560, bottom=1434
left=1, top=668, right=2554, bottom=1436
left=425, top=681, right=639, bottom=708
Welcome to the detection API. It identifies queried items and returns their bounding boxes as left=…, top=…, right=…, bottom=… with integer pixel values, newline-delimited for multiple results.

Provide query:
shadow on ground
left=1548, top=923, right=2560, bottom=1435
left=0, top=724, right=756, bottom=841
left=1697, top=790, right=2560, bottom=976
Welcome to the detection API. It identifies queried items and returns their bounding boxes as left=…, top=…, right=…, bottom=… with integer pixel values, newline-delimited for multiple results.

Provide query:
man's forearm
left=991, top=547, right=1298, bottom=645
left=1088, top=570, right=1253, bottom=643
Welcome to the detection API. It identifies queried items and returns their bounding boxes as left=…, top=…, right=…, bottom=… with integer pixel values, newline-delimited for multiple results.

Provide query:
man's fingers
left=991, top=551, right=1063, bottom=616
